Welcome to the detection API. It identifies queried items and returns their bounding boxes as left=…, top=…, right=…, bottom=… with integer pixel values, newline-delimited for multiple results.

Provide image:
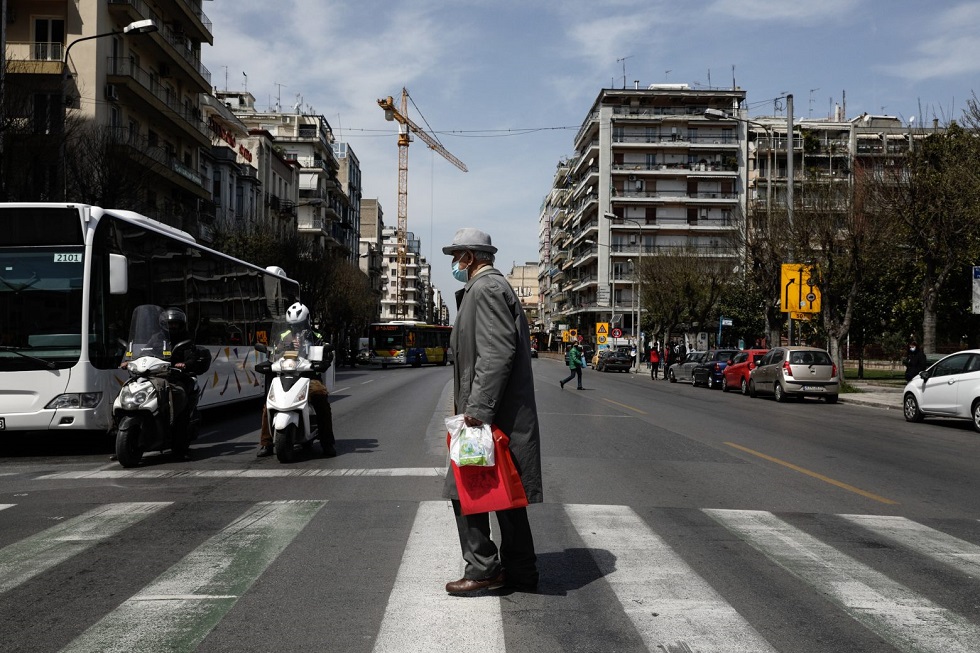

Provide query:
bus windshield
left=0, top=246, right=85, bottom=369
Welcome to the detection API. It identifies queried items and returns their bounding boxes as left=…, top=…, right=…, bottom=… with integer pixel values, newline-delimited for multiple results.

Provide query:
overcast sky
left=204, top=0, right=980, bottom=320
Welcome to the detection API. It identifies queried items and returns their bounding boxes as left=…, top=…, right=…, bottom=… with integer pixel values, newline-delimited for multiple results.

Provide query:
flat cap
left=441, top=227, right=497, bottom=255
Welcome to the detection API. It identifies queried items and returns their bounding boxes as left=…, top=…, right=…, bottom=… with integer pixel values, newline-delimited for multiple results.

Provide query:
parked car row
left=667, top=346, right=840, bottom=404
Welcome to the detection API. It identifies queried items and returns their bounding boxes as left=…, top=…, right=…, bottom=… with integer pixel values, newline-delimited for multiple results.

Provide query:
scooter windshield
left=124, top=304, right=173, bottom=361
left=268, top=320, right=313, bottom=360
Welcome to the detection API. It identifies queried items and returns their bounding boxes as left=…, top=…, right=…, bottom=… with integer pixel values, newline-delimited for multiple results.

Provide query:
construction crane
left=378, top=88, right=467, bottom=319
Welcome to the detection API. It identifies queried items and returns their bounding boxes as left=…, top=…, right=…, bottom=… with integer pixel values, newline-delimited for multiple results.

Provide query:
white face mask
left=910, top=346, right=916, bottom=352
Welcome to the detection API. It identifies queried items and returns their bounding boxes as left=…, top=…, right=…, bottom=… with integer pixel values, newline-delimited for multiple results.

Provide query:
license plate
left=801, top=385, right=824, bottom=392
left=0, top=417, right=5, bottom=430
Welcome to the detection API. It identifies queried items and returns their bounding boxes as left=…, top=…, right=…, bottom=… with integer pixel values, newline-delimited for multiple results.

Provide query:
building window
left=33, top=18, right=64, bottom=61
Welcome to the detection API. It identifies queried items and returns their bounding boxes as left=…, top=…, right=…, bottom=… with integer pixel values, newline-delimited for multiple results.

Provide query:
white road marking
left=0, top=504, right=14, bottom=511
left=61, top=500, right=325, bottom=653
left=361, top=379, right=374, bottom=384
left=705, top=509, right=980, bottom=653
left=373, top=501, right=504, bottom=652
left=333, top=386, right=351, bottom=393
left=565, top=504, right=776, bottom=652
left=36, top=467, right=445, bottom=480
left=0, top=502, right=170, bottom=594
left=840, top=514, right=980, bottom=578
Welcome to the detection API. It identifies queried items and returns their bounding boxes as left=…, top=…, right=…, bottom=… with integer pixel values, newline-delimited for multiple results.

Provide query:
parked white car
left=903, top=349, right=980, bottom=431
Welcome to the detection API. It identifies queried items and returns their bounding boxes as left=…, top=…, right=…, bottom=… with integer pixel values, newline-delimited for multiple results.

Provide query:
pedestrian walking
left=904, top=340, right=928, bottom=382
left=649, top=347, right=661, bottom=380
left=441, top=227, right=542, bottom=595
left=560, top=343, right=585, bottom=390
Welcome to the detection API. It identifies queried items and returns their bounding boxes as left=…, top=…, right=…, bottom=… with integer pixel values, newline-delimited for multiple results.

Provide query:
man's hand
left=463, top=414, right=483, bottom=427
left=174, top=362, right=186, bottom=369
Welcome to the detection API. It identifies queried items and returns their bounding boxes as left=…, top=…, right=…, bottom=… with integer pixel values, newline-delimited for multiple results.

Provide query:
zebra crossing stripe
left=840, top=514, right=980, bottom=579
left=564, top=504, right=777, bottom=652
left=705, top=509, right=980, bottom=653
left=61, top=500, right=325, bottom=653
left=373, top=501, right=504, bottom=653
left=0, top=502, right=170, bottom=595
left=0, top=504, right=14, bottom=511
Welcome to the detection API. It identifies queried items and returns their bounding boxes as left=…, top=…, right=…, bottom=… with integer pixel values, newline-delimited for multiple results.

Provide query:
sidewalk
left=840, top=381, right=903, bottom=410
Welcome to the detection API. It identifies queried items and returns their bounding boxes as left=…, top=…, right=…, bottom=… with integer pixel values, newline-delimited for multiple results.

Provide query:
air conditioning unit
left=104, top=84, right=119, bottom=101
left=628, top=174, right=637, bottom=181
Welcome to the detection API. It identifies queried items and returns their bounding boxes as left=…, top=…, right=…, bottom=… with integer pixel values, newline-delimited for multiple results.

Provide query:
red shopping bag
left=448, top=425, right=529, bottom=516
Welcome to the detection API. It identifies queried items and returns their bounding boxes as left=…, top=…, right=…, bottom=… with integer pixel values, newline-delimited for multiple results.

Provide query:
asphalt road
left=2, top=359, right=980, bottom=652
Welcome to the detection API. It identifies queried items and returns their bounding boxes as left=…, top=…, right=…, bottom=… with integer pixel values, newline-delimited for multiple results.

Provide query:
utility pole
left=786, top=93, right=795, bottom=345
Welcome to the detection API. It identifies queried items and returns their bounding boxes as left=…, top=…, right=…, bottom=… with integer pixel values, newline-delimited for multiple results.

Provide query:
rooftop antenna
left=243, top=71, right=247, bottom=92
left=616, top=56, right=633, bottom=89
left=273, top=82, right=287, bottom=113
left=221, top=66, right=228, bottom=91
left=809, top=88, right=819, bottom=117
left=664, top=69, right=671, bottom=81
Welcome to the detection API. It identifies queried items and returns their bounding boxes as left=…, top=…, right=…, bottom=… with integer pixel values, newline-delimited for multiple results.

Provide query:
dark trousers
left=451, top=500, right=537, bottom=583
left=560, top=366, right=583, bottom=388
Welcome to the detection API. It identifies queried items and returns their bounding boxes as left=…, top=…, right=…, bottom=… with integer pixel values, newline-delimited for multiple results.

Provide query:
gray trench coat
left=443, top=267, right=543, bottom=504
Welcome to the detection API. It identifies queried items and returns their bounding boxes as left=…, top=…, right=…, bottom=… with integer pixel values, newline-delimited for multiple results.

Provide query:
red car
left=721, top=349, right=769, bottom=394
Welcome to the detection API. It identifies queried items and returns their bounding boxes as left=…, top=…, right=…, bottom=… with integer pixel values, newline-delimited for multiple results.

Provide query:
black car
left=691, top=349, right=740, bottom=388
left=596, top=349, right=632, bottom=372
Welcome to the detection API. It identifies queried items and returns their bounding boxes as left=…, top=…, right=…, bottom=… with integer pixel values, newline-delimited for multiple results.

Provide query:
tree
left=62, top=122, right=158, bottom=210
left=869, top=121, right=980, bottom=353
left=794, top=163, right=893, bottom=376
left=641, top=244, right=731, bottom=348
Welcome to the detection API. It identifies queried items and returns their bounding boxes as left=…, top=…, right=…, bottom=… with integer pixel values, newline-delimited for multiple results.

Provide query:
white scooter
left=255, top=324, right=331, bottom=463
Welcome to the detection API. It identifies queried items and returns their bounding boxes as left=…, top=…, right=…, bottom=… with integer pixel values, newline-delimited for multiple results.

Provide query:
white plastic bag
left=446, top=414, right=495, bottom=467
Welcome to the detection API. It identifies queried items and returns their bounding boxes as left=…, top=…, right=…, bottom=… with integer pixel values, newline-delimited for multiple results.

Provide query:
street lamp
left=61, top=19, right=158, bottom=199
left=603, top=211, right=642, bottom=372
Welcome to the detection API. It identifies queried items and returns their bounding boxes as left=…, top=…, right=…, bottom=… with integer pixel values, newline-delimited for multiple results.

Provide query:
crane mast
left=378, top=88, right=467, bottom=319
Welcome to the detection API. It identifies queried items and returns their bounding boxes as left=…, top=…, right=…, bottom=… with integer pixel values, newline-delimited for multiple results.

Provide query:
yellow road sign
left=780, top=263, right=821, bottom=313
left=597, top=335, right=607, bottom=345
left=790, top=312, right=814, bottom=321
left=596, top=322, right=609, bottom=336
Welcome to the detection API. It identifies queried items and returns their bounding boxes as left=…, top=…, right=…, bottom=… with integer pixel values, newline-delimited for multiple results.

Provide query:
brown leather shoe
left=445, top=571, right=505, bottom=595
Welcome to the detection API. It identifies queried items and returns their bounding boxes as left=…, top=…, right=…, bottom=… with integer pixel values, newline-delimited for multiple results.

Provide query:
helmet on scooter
left=286, top=302, right=310, bottom=329
left=159, top=307, right=187, bottom=333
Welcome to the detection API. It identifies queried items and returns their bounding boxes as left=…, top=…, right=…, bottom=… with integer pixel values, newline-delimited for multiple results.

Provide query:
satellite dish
left=908, top=115, right=916, bottom=126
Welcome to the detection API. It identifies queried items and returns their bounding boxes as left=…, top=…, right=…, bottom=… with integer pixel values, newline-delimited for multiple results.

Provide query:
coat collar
left=455, top=266, right=499, bottom=310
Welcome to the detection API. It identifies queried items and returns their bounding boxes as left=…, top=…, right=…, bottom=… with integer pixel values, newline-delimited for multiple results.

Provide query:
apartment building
left=215, top=91, right=350, bottom=257
left=507, top=263, right=540, bottom=330
left=380, top=226, right=428, bottom=321
left=359, top=199, right=385, bottom=322
left=3, top=0, right=214, bottom=231
left=542, top=84, right=747, bottom=342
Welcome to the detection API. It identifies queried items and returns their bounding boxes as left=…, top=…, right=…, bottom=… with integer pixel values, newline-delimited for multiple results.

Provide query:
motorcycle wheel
left=275, top=423, right=295, bottom=463
left=115, top=423, right=143, bottom=468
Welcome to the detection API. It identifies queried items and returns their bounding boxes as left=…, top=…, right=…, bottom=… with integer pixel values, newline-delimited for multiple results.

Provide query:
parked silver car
left=668, top=351, right=706, bottom=383
left=748, top=346, right=839, bottom=403
left=903, top=349, right=980, bottom=431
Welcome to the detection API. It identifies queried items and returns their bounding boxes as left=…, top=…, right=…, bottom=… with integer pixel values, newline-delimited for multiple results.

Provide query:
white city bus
left=0, top=203, right=299, bottom=436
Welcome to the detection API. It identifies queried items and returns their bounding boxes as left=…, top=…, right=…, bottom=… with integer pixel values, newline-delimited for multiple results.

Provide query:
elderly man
left=442, top=227, right=543, bottom=595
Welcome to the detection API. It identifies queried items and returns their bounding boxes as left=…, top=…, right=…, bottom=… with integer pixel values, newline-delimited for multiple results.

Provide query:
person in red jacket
left=649, top=346, right=661, bottom=380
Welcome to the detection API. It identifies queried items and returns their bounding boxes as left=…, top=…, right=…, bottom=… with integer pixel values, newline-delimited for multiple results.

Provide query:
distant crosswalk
left=2, top=501, right=980, bottom=652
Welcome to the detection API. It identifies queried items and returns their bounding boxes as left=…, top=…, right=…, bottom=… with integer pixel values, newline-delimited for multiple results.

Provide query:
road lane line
left=705, top=509, right=980, bottom=653
left=724, top=442, right=898, bottom=505
left=373, top=501, right=504, bottom=653
left=0, top=502, right=170, bottom=595
left=36, top=467, right=444, bottom=480
left=564, top=504, right=776, bottom=652
left=840, top=514, right=980, bottom=578
left=0, top=504, right=14, bottom=511
left=61, top=499, right=325, bottom=653
left=602, top=398, right=647, bottom=415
